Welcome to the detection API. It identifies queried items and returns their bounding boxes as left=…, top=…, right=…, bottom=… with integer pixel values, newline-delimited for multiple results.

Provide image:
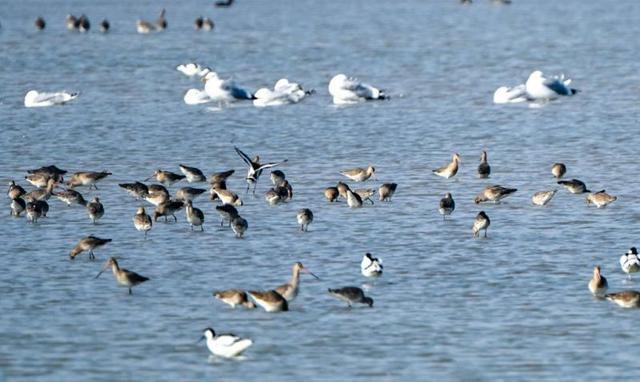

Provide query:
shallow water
left=1, top=0, right=640, bottom=381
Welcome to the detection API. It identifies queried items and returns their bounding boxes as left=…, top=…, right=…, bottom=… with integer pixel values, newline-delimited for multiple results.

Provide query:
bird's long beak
left=303, top=269, right=320, bottom=280
left=94, top=269, right=106, bottom=279
left=144, top=175, right=154, bottom=181
left=197, top=336, right=205, bottom=343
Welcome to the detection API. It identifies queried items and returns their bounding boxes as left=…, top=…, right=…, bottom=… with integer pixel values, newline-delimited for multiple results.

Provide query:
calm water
left=1, top=0, right=640, bottom=381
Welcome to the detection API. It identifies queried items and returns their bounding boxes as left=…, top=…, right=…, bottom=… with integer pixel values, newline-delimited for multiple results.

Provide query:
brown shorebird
left=185, top=200, right=205, bottom=231
left=433, top=153, right=460, bottom=179
left=25, top=173, right=57, bottom=188
left=378, top=183, right=397, bottom=201
left=146, top=169, right=185, bottom=186
left=34, top=17, right=46, bottom=30
left=324, top=187, right=339, bottom=202
left=274, top=262, right=320, bottom=302
left=8, top=181, right=26, bottom=200
left=588, top=266, right=608, bottom=297
left=70, top=235, right=112, bottom=260
left=472, top=211, right=490, bottom=238
left=551, top=163, right=566, bottom=179
left=119, top=182, right=149, bottom=199
left=209, top=169, right=235, bottom=184
left=215, top=204, right=238, bottom=227
left=95, top=257, right=149, bottom=295
left=212, top=187, right=243, bottom=206
left=340, top=165, right=376, bottom=182
left=231, top=215, right=248, bottom=238
left=474, top=185, right=517, bottom=203
left=265, top=188, right=283, bottom=205
left=213, top=289, right=256, bottom=309
left=53, top=188, right=87, bottom=206
left=297, top=209, right=313, bottom=231
left=133, top=207, right=153, bottom=238
left=354, top=189, right=375, bottom=204
left=234, top=146, right=288, bottom=194
left=24, top=178, right=56, bottom=202
left=86, top=197, right=104, bottom=224
left=26, top=200, right=48, bottom=223
left=175, top=187, right=207, bottom=202
left=531, top=190, right=557, bottom=206
left=275, top=180, right=293, bottom=201
left=270, top=170, right=286, bottom=186
left=558, top=179, right=589, bottom=194
left=328, top=287, right=373, bottom=307
left=346, top=189, right=363, bottom=208
left=66, top=171, right=112, bottom=190
left=478, top=151, right=491, bottom=178
left=10, top=197, right=26, bottom=216
left=439, top=192, right=455, bottom=220
left=154, top=200, right=184, bottom=222
left=179, top=164, right=206, bottom=183
left=605, top=291, right=640, bottom=308
left=247, top=290, right=289, bottom=312
left=586, top=190, right=617, bottom=208
left=143, top=184, right=170, bottom=206
left=336, top=181, right=350, bottom=199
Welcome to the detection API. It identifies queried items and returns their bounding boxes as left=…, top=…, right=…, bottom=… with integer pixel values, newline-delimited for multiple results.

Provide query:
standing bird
left=10, top=197, right=26, bottom=217
left=324, top=187, right=339, bottom=202
left=472, top=211, right=490, bottom=238
left=34, top=17, right=46, bottom=30
left=26, top=201, right=44, bottom=223
left=274, top=262, right=320, bottom=302
left=156, top=9, right=167, bottom=30
left=119, top=182, right=148, bottom=200
left=211, top=187, right=243, bottom=206
left=620, top=247, right=640, bottom=280
left=270, top=170, right=286, bottom=187
left=328, top=287, right=374, bottom=307
left=215, top=204, right=238, bottom=227
left=346, top=189, right=363, bottom=208
left=296, top=208, right=313, bottom=231
left=69, top=236, right=112, bottom=260
left=586, top=190, right=617, bottom=208
left=147, top=169, right=185, bottom=186
left=194, top=17, right=203, bottom=30
left=378, top=183, right=397, bottom=202
left=76, top=14, right=90, bottom=32
left=474, top=185, right=517, bottom=204
left=202, top=17, right=214, bottom=31
left=100, top=19, right=109, bottom=33
left=605, top=291, right=640, bottom=308
left=199, top=328, right=253, bottom=358
left=588, top=266, right=608, bottom=297
left=154, top=200, right=185, bottom=222
left=477, top=151, right=491, bottom=178
left=531, top=190, right=557, bottom=206
left=551, top=163, right=566, bottom=179
left=54, top=188, right=87, bottom=207
left=432, top=153, right=461, bottom=179
left=86, top=197, right=104, bottom=224
left=361, top=253, right=383, bottom=277
left=179, top=164, right=206, bottom=183
left=439, top=192, right=455, bottom=220
left=175, top=187, right=206, bottom=202
left=247, top=290, right=288, bottom=312
left=557, top=179, right=589, bottom=194
left=234, top=146, right=288, bottom=194
left=133, top=207, right=153, bottom=238
left=231, top=215, right=248, bottom=238
left=185, top=200, right=205, bottom=231
left=95, top=257, right=149, bottom=295
left=66, top=170, right=112, bottom=190
left=8, top=181, right=26, bottom=200
left=340, top=166, right=376, bottom=182
left=213, top=289, right=256, bottom=309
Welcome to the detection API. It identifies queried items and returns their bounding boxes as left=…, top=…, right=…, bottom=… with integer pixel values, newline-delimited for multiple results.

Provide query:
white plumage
left=183, top=89, right=212, bottom=105
left=620, top=247, right=640, bottom=278
left=176, top=63, right=211, bottom=78
left=253, top=78, right=311, bottom=107
left=493, top=84, right=527, bottom=104
left=525, top=70, right=576, bottom=101
left=361, top=253, right=383, bottom=277
left=328, top=74, right=386, bottom=104
left=24, top=90, right=78, bottom=107
left=202, top=72, right=254, bottom=103
left=201, top=328, right=253, bottom=358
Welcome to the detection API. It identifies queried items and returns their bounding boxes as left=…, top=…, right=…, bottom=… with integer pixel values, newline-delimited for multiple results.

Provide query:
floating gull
left=525, top=70, right=578, bottom=101
left=328, top=74, right=386, bottom=105
left=202, top=72, right=254, bottom=104
left=253, top=79, right=312, bottom=107
left=24, top=90, right=78, bottom=107
left=176, top=63, right=211, bottom=78
left=493, top=84, right=527, bottom=104
left=183, top=89, right=212, bottom=105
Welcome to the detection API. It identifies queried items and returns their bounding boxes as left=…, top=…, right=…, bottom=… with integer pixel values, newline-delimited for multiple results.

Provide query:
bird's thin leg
left=173, top=214, right=177, bottom=223
left=201, top=226, right=205, bottom=232
left=129, top=288, right=132, bottom=295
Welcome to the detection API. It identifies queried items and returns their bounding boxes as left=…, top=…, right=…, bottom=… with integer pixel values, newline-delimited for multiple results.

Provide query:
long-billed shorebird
left=24, top=178, right=56, bottom=202
left=472, top=211, right=490, bottom=238
left=531, top=190, right=557, bottom=206
left=133, top=206, right=153, bottom=238
left=26, top=201, right=48, bottom=223
left=274, top=262, right=320, bottom=302
left=199, top=328, right=253, bottom=358
left=346, top=189, right=363, bottom=208
left=605, top=291, right=640, bottom=308
left=474, top=185, right=517, bottom=204
left=86, top=197, right=104, bottom=224
left=354, top=188, right=375, bottom=204
left=361, top=253, right=383, bottom=277
left=179, top=164, right=206, bottom=183
left=119, top=182, right=149, bottom=200
left=25, top=173, right=57, bottom=189
left=185, top=200, right=205, bottom=231
left=324, top=187, right=339, bottom=202
left=54, top=188, right=87, bottom=207
left=231, top=215, right=248, bottom=238
left=588, top=266, right=608, bottom=297
left=209, top=169, right=235, bottom=184
left=558, top=179, right=589, bottom=194
left=143, top=184, right=170, bottom=206
left=215, top=204, right=238, bottom=227
left=477, top=151, right=491, bottom=178
left=8, top=181, right=26, bottom=200
left=213, top=289, right=256, bottom=309
left=27, top=165, right=67, bottom=178
left=296, top=209, right=313, bottom=231
left=234, top=146, right=288, bottom=194
left=147, top=169, right=185, bottom=186
left=328, top=287, right=373, bottom=307
left=11, top=197, right=26, bottom=216
left=95, top=257, right=149, bottom=295
left=378, top=183, right=397, bottom=202
left=586, top=190, right=617, bottom=208
left=70, top=235, right=112, bottom=260
left=247, top=290, right=289, bottom=312
left=66, top=171, right=112, bottom=190
left=620, top=247, right=640, bottom=280
left=154, top=200, right=184, bottom=222
left=212, top=187, right=243, bottom=206
left=175, top=187, right=206, bottom=202
left=340, top=166, right=376, bottom=182
left=433, top=153, right=460, bottom=179
left=439, top=192, right=455, bottom=220
left=551, top=163, right=566, bottom=179
left=265, top=188, right=284, bottom=206
left=270, top=170, right=286, bottom=187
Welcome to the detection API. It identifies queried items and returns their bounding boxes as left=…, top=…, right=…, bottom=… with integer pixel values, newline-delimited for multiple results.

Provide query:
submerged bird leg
left=220, top=219, right=224, bottom=227
left=172, top=214, right=177, bottom=223
left=200, top=226, right=204, bottom=232
left=191, top=225, right=194, bottom=231
left=90, top=251, right=95, bottom=260
left=144, top=231, right=148, bottom=239
left=245, top=183, right=250, bottom=194
left=128, top=288, right=132, bottom=295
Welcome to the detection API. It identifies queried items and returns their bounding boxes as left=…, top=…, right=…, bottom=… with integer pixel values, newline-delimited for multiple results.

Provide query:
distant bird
left=378, top=183, right=397, bottom=201
left=346, top=189, right=363, bottom=208
left=53, top=188, right=87, bottom=207
left=100, top=19, right=109, bottom=33
left=119, top=182, right=148, bottom=199
left=86, top=197, right=104, bottom=224
left=7, top=181, right=26, bottom=200
left=525, top=71, right=578, bottom=101
left=34, top=17, right=46, bottom=30
left=178, top=164, right=206, bottom=183
left=588, top=266, right=608, bottom=297
left=472, top=211, right=490, bottom=238
left=146, top=169, right=185, bottom=186
left=176, top=63, right=211, bottom=78
left=474, top=185, right=517, bottom=204
left=531, top=190, right=557, bottom=206
left=133, top=206, right=153, bottom=238
left=185, top=200, right=205, bottom=231
left=199, top=328, right=253, bottom=358
left=439, top=192, right=455, bottom=219
left=66, top=171, right=112, bottom=190
left=328, top=74, right=386, bottom=104
left=202, top=17, right=214, bottom=31
left=230, top=215, right=248, bottom=238
left=620, top=247, right=640, bottom=280
left=202, top=72, right=255, bottom=104
left=551, top=163, right=566, bottom=179
left=95, top=257, right=149, bottom=295
left=69, top=235, right=112, bottom=260
left=213, top=289, right=256, bottom=309
left=234, top=146, right=287, bottom=193
left=194, top=17, right=204, bottom=30
left=586, top=190, right=617, bottom=208
left=75, top=14, right=90, bottom=32
left=215, top=0, right=235, bottom=7
left=361, top=253, right=383, bottom=277
left=324, top=187, right=339, bottom=202
left=432, top=153, right=460, bottom=179
left=10, top=197, right=26, bottom=217
left=66, top=15, right=77, bottom=30
left=340, top=166, right=376, bottom=182
left=154, top=200, right=184, bottom=222
left=136, top=20, right=154, bottom=34
left=605, top=291, right=640, bottom=308
left=156, top=9, right=167, bottom=30
left=296, top=209, right=313, bottom=231
left=24, top=90, right=78, bottom=107
left=247, top=290, right=288, bottom=312
left=477, top=151, right=491, bottom=178
left=557, top=179, right=589, bottom=194
left=215, top=204, right=238, bottom=227
left=274, top=262, right=320, bottom=302
left=328, top=287, right=373, bottom=307
left=253, top=79, right=312, bottom=107
left=493, top=84, right=527, bottom=104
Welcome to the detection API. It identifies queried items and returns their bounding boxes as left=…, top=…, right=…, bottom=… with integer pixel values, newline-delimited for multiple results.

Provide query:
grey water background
left=1, top=0, right=640, bottom=380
